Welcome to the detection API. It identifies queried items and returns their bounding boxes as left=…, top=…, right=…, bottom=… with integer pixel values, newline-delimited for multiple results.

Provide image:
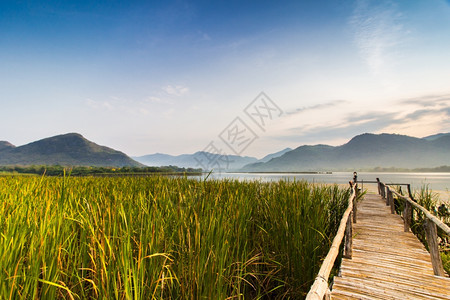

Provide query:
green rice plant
left=410, top=185, right=439, bottom=247
left=0, top=175, right=350, bottom=299
left=442, top=252, right=450, bottom=276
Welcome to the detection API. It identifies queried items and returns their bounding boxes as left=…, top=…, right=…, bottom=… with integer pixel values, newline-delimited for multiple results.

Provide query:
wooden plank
left=333, top=277, right=450, bottom=300
left=333, top=277, right=450, bottom=299
left=330, top=194, right=450, bottom=300
left=339, top=265, right=450, bottom=293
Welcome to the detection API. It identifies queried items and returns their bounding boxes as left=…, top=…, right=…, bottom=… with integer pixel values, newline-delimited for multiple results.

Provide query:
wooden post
left=403, top=201, right=412, bottom=232
left=407, top=184, right=416, bottom=202
left=376, top=178, right=381, bottom=195
left=324, top=289, right=331, bottom=300
left=424, top=219, right=445, bottom=276
left=344, top=212, right=353, bottom=259
left=389, top=189, right=395, bottom=214
left=385, top=186, right=390, bottom=206
left=353, top=186, right=357, bottom=223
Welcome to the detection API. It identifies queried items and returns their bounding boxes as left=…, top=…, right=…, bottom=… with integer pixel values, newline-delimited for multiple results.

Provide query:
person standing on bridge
left=353, top=171, right=357, bottom=184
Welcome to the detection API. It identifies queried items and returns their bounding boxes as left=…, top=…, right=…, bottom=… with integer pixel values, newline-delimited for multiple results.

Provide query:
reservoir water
left=204, top=172, right=450, bottom=192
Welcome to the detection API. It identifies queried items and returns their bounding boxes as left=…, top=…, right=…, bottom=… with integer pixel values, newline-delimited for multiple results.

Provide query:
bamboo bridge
left=306, top=179, right=450, bottom=299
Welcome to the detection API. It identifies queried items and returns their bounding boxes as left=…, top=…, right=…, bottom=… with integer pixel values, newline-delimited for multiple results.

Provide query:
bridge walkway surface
left=331, top=194, right=450, bottom=299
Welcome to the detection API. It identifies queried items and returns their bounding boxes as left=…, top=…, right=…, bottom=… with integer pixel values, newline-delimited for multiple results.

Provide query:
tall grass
left=0, top=176, right=350, bottom=299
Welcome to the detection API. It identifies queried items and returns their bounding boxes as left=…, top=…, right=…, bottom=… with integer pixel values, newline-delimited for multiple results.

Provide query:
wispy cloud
left=284, top=111, right=400, bottom=141
left=198, top=31, right=211, bottom=41
left=346, top=111, right=400, bottom=124
left=400, top=94, right=450, bottom=107
left=287, top=100, right=349, bottom=115
left=273, top=93, right=450, bottom=146
left=350, top=0, right=407, bottom=76
left=398, top=94, right=450, bottom=130
left=86, top=99, right=114, bottom=110
left=162, top=85, right=189, bottom=97
left=144, top=96, right=173, bottom=104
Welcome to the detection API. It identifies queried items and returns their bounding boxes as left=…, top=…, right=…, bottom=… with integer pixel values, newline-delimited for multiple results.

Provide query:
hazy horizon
left=1, top=0, right=450, bottom=157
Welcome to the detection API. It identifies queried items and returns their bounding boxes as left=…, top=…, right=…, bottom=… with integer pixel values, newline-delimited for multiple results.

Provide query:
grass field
left=0, top=175, right=350, bottom=299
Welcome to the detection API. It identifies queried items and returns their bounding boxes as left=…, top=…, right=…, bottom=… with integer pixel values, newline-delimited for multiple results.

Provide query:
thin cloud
left=277, top=92, right=450, bottom=146
left=286, top=110, right=400, bottom=138
left=400, top=94, right=450, bottom=107
left=346, top=111, right=399, bottom=123
left=350, top=0, right=406, bottom=75
left=400, top=94, right=450, bottom=121
left=162, top=85, right=189, bottom=97
left=404, top=109, right=439, bottom=120
left=198, top=31, right=211, bottom=41
left=271, top=101, right=444, bottom=145
left=86, top=99, right=114, bottom=110
left=145, top=96, right=172, bottom=104
left=287, top=100, right=349, bottom=115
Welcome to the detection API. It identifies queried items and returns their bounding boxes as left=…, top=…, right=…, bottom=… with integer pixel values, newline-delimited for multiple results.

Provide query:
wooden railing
left=305, top=183, right=358, bottom=300
left=306, top=178, right=450, bottom=299
left=377, top=178, right=450, bottom=277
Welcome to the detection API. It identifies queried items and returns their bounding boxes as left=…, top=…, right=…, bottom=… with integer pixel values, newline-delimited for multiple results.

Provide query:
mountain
left=241, top=133, right=450, bottom=171
left=0, top=133, right=143, bottom=167
left=259, top=147, right=292, bottom=162
left=0, top=141, right=15, bottom=151
left=133, top=147, right=294, bottom=171
left=423, top=132, right=450, bottom=141
left=134, top=151, right=258, bottom=170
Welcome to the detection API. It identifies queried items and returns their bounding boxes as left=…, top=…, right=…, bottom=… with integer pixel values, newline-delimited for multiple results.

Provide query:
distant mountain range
left=1, top=132, right=449, bottom=170
left=0, top=133, right=142, bottom=167
left=133, top=148, right=293, bottom=170
left=133, top=152, right=259, bottom=170
left=259, top=147, right=292, bottom=162
left=241, top=133, right=450, bottom=172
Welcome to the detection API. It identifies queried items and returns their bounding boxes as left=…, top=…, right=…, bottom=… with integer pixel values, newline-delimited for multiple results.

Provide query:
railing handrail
left=386, top=185, right=450, bottom=236
left=305, top=183, right=357, bottom=300
left=307, top=177, right=450, bottom=299
left=378, top=179, right=449, bottom=276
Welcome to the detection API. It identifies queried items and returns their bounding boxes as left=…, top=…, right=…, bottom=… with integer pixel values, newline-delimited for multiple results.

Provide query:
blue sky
left=1, top=0, right=450, bottom=158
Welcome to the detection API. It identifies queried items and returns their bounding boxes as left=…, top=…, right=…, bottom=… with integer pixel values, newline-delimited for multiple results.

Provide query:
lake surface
left=202, top=172, right=450, bottom=192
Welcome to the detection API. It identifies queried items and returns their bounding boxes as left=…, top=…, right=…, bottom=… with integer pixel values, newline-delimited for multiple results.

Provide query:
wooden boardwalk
left=331, top=193, right=450, bottom=299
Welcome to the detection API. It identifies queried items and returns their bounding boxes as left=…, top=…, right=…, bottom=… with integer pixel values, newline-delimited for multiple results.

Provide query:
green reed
left=0, top=176, right=350, bottom=299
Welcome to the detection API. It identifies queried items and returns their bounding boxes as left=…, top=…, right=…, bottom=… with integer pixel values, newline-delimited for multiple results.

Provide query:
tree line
left=0, top=165, right=202, bottom=176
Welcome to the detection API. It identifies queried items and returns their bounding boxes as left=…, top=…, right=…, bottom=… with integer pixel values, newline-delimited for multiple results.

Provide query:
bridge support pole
left=353, top=187, right=358, bottom=223
left=385, top=186, right=390, bottom=206
left=407, top=184, right=415, bottom=202
left=376, top=178, right=381, bottom=195
left=424, top=219, right=445, bottom=276
left=388, top=189, right=395, bottom=214
left=344, top=212, right=353, bottom=259
left=403, top=201, right=412, bottom=232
